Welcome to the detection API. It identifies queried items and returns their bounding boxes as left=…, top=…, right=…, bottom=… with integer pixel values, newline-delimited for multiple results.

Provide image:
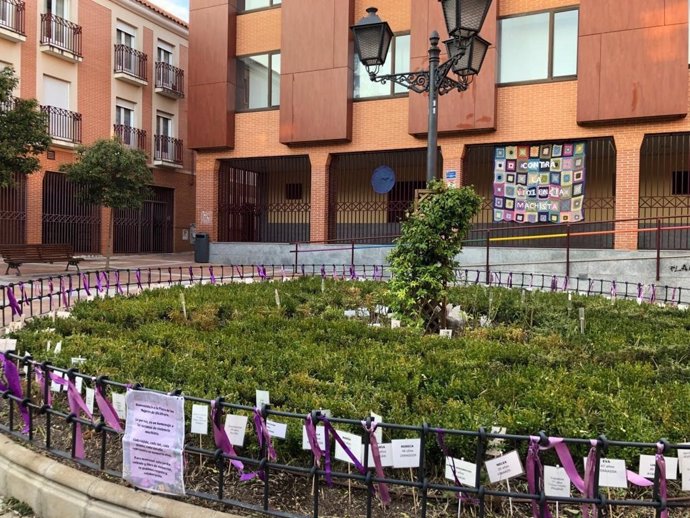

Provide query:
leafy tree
left=388, top=180, right=481, bottom=330
left=0, top=67, right=51, bottom=186
left=60, top=138, right=153, bottom=269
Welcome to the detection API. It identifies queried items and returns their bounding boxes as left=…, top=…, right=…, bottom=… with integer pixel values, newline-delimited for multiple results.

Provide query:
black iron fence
left=155, top=62, right=184, bottom=97
left=40, top=13, right=82, bottom=57
left=153, top=135, right=183, bottom=165
left=0, top=174, right=26, bottom=245
left=40, top=105, right=82, bottom=144
left=114, top=44, right=148, bottom=81
left=0, top=267, right=688, bottom=516
left=113, top=186, right=173, bottom=253
left=0, top=0, right=25, bottom=35
left=113, top=124, right=146, bottom=152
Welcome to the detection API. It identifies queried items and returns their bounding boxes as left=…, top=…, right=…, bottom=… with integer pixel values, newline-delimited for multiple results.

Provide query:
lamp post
left=352, top=0, right=492, bottom=182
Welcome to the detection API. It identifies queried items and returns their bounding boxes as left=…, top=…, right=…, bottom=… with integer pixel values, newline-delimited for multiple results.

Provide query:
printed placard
left=584, top=457, right=627, bottom=488
left=677, top=444, right=690, bottom=474
left=85, top=387, right=95, bottom=414
left=684, top=470, right=690, bottom=492
left=0, top=339, right=17, bottom=352
left=366, top=443, right=394, bottom=468
left=55, top=311, right=71, bottom=319
left=224, top=414, right=248, bottom=448
left=112, top=392, right=127, bottom=420
left=370, top=412, right=383, bottom=443
left=50, top=372, right=64, bottom=392
left=255, top=389, right=270, bottom=408
left=74, top=376, right=83, bottom=394
left=302, top=425, right=326, bottom=451
left=191, top=404, right=209, bottom=435
left=445, top=457, right=477, bottom=487
left=392, top=438, right=421, bottom=469
left=639, top=454, right=677, bottom=480
left=544, top=466, right=571, bottom=497
left=266, top=420, right=287, bottom=439
left=53, top=341, right=62, bottom=354
left=485, top=451, right=524, bottom=483
left=334, top=431, right=363, bottom=465
left=390, top=319, right=401, bottom=329
left=439, top=329, right=452, bottom=338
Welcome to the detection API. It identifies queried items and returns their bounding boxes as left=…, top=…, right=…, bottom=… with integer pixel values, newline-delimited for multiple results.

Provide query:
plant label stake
left=321, top=278, right=325, bottom=293
left=567, top=292, right=572, bottom=316
left=179, top=292, right=187, bottom=320
left=274, top=289, right=281, bottom=307
left=579, top=307, right=585, bottom=334
left=520, top=289, right=526, bottom=305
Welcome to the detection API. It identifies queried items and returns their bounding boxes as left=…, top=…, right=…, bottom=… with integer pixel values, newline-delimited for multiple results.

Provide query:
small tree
left=0, top=67, right=51, bottom=187
left=61, top=138, right=153, bottom=268
left=388, top=180, right=482, bottom=330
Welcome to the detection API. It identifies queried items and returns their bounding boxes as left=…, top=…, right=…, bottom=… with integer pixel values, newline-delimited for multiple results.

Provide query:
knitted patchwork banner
left=492, top=142, right=586, bottom=224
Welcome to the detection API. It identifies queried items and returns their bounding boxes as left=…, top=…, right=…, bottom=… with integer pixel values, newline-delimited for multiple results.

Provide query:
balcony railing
left=41, top=105, right=81, bottom=144
left=154, top=62, right=184, bottom=98
left=114, top=124, right=147, bottom=152
left=0, top=96, right=17, bottom=112
left=114, top=44, right=148, bottom=82
left=0, top=0, right=25, bottom=36
left=40, top=13, right=82, bottom=58
left=153, top=135, right=182, bottom=165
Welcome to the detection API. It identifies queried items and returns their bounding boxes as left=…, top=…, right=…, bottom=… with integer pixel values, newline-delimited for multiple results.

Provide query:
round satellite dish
left=371, top=165, right=396, bottom=194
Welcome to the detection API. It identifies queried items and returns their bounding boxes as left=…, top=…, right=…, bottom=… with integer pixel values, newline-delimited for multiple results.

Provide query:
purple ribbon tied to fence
left=114, top=271, right=124, bottom=295
left=320, top=416, right=366, bottom=487
left=189, top=266, right=194, bottom=283
left=18, top=282, right=29, bottom=307
left=526, top=438, right=552, bottom=518
left=0, top=354, right=30, bottom=433
left=435, top=430, right=477, bottom=506
left=349, top=265, right=357, bottom=281
left=168, top=267, right=173, bottom=285
left=103, top=271, right=111, bottom=291
left=59, top=277, right=68, bottom=307
left=550, top=276, right=558, bottom=292
left=656, top=442, right=669, bottom=518
left=671, top=287, right=677, bottom=306
left=7, top=286, right=21, bottom=317
left=243, top=407, right=277, bottom=482
left=258, top=265, right=267, bottom=281
left=507, top=272, right=513, bottom=288
left=82, top=273, right=91, bottom=297
left=209, top=401, right=244, bottom=474
left=135, top=269, right=142, bottom=290
left=304, top=413, right=323, bottom=466
left=50, top=371, right=93, bottom=459
left=68, top=275, right=73, bottom=305
left=35, top=367, right=51, bottom=407
left=94, top=384, right=123, bottom=432
left=637, top=283, right=644, bottom=304
left=610, top=281, right=617, bottom=300
left=48, top=278, right=54, bottom=310
left=361, top=420, right=391, bottom=505
left=562, top=276, right=568, bottom=292
left=650, top=284, right=657, bottom=304
left=320, top=265, right=326, bottom=279
left=95, top=272, right=103, bottom=293
left=332, top=265, right=337, bottom=280
left=587, top=279, right=594, bottom=297
left=209, top=266, right=216, bottom=285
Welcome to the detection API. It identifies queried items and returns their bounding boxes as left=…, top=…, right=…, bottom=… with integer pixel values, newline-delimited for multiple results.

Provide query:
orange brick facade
left=191, top=0, right=689, bottom=251
left=3, top=0, right=194, bottom=254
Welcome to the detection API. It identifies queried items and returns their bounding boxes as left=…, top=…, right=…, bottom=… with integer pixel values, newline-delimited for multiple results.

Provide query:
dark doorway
left=114, top=186, right=174, bottom=253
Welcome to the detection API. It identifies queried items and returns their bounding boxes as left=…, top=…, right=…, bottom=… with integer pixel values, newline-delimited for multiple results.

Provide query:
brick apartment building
left=0, top=0, right=194, bottom=255
left=188, top=0, right=690, bottom=255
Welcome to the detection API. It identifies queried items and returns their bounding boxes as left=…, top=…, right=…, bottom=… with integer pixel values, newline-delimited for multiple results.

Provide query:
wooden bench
left=0, top=244, right=83, bottom=275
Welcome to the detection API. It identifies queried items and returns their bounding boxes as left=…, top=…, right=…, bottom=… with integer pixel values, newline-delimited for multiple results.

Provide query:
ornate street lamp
left=352, top=0, right=493, bottom=182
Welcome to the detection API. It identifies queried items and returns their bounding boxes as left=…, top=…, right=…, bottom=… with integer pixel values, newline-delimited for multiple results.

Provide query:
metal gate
left=0, top=174, right=26, bottom=244
left=329, top=148, right=435, bottom=243
left=639, top=133, right=690, bottom=249
left=42, top=172, right=101, bottom=253
left=114, top=186, right=174, bottom=253
left=462, top=138, right=616, bottom=248
left=218, top=156, right=311, bottom=243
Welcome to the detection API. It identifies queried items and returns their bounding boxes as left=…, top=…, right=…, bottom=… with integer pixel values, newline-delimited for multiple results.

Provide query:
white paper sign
left=684, top=470, right=690, bottom=492
left=255, top=390, right=270, bottom=408
left=74, top=376, right=83, bottom=394
left=639, top=454, right=677, bottom=480
left=445, top=457, right=477, bottom=487
left=335, top=431, right=363, bottom=465
left=370, top=412, right=383, bottom=443
left=392, top=438, right=421, bottom=469
left=191, top=404, right=209, bottom=435
left=390, top=319, right=401, bottom=329
left=50, top=372, right=64, bottom=392
left=112, top=392, right=127, bottom=420
left=302, top=425, right=326, bottom=451
left=544, top=466, right=571, bottom=497
left=55, top=311, right=71, bottom=319
left=224, top=414, right=248, bottom=447
left=439, top=329, right=453, bottom=338
left=366, top=443, right=394, bottom=468
left=53, top=341, right=62, bottom=354
left=584, top=457, right=628, bottom=488
left=485, top=450, right=524, bottom=483
left=678, top=445, right=690, bottom=474
left=0, top=339, right=17, bottom=352
left=266, top=420, right=287, bottom=439
left=85, top=387, right=95, bottom=414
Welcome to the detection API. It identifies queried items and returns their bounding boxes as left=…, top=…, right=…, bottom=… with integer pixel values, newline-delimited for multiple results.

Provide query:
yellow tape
left=489, top=233, right=567, bottom=243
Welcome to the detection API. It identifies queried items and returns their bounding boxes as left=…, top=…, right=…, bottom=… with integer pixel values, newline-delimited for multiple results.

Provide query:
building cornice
left=110, top=0, right=188, bottom=39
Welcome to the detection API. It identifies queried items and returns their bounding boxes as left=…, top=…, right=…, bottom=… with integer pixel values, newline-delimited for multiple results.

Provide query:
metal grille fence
left=0, top=0, right=24, bottom=35
left=113, top=44, right=148, bottom=81
left=155, top=62, right=184, bottom=97
left=39, top=13, right=81, bottom=56
left=113, top=186, right=173, bottom=253
left=0, top=174, right=26, bottom=245
left=113, top=124, right=147, bottom=152
left=153, top=135, right=183, bottom=165
left=40, top=105, right=82, bottom=144
left=41, top=172, right=101, bottom=254
left=0, top=265, right=688, bottom=518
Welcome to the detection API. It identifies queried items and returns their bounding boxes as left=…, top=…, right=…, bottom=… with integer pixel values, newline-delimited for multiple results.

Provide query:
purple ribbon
left=587, top=279, right=594, bottom=297
left=526, top=438, right=552, bottom=518
left=209, top=266, right=216, bottom=285
left=82, top=273, right=91, bottom=296
left=168, top=267, right=173, bottom=285
left=281, top=266, right=287, bottom=281
left=671, top=287, right=677, bottom=306
left=507, top=272, right=513, bottom=288
left=68, top=275, right=73, bottom=305
left=656, top=442, right=669, bottom=518
left=48, top=278, right=54, bottom=311
left=59, top=277, right=68, bottom=307
left=49, top=371, right=93, bottom=459
left=95, top=272, right=103, bottom=293
left=94, top=384, right=123, bottom=432
left=650, top=284, right=657, bottom=304
left=610, top=281, right=617, bottom=300
left=7, top=286, right=21, bottom=317
left=362, top=420, right=391, bottom=505
left=349, top=265, right=357, bottom=281
left=35, top=367, right=51, bottom=407
left=247, top=407, right=277, bottom=481
left=332, top=265, right=337, bottom=280
left=550, top=276, right=558, bottom=292
left=304, top=414, right=323, bottom=465
left=114, top=271, right=124, bottom=295
left=436, top=431, right=477, bottom=505
left=582, top=440, right=598, bottom=518
left=210, top=401, right=244, bottom=473
left=562, top=276, right=568, bottom=292
left=320, top=265, right=326, bottom=279
left=637, top=283, right=644, bottom=304
left=0, top=354, right=30, bottom=433
left=488, top=272, right=493, bottom=286
left=135, top=269, right=142, bottom=290
left=378, top=266, right=384, bottom=281
left=258, top=265, right=267, bottom=281
left=321, top=417, right=366, bottom=486
left=103, top=271, right=110, bottom=292
left=189, top=266, right=194, bottom=283
left=18, top=282, right=29, bottom=307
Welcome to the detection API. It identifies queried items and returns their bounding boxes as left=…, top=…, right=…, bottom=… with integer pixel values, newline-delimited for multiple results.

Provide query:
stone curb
left=0, top=436, right=243, bottom=518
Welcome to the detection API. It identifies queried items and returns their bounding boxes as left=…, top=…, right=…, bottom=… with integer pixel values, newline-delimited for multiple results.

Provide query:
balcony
left=114, top=124, right=147, bottom=153
left=40, top=13, right=82, bottom=62
left=154, top=62, right=184, bottom=98
left=41, top=105, right=81, bottom=147
left=153, top=135, right=182, bottom=167
left=114, top=44, right=148, bottom=86
left=0, top=0, right=25, bottom=42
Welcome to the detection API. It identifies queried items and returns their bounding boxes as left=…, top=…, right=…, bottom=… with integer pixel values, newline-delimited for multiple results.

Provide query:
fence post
left=656, top=219, right=661, bottom=282
left=485, top=229, right=491, bottom=284
left=566, top=224, right=571, bottom=280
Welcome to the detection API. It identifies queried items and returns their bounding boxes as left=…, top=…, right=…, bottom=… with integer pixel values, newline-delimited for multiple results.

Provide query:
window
left=46, top=0, right=67, bottom=18
left=236, top=52, right=280, bottom=111
left=115, top=102, right=134, bottom=127
left=285, top=183, right=303, bottom=200
left=43, top=75, right=70, bottom=109
left=354, top=34, right=410, bottom=99
left=238, top=0, right=280, bottom=12
left=157, top=113, right=173, bottom=137
left=498, top=9, right=578, bottom=84
left=672, top=171, right=690, bottom=195
left=157, top=40, right=173, bottom=64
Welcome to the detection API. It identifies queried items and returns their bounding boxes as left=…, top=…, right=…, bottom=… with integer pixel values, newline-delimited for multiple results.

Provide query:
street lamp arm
left=368, top=55, right=470, bottom=96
